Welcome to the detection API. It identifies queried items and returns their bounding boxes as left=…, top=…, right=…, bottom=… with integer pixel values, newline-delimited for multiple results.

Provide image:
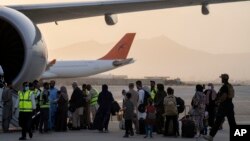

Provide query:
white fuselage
left=41, top=59, right=133, bottom=79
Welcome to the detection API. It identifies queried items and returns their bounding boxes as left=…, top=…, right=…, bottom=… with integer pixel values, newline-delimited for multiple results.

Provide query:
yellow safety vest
left=90, top=89, right=99, bottom=106
left=150, top=88, right=157, bottom=100
left=18, top=90, right=32, bottom=112
left=40, top=90, right=50, bottom=109
left=33, top=89, right=40, bottom=104
left=33, top=89, right=38, bottom=97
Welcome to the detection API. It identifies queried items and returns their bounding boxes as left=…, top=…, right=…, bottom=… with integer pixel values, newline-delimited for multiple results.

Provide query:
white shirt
left=138, top=112, right=147, bottom=120
left=138, top=89, right=145, bottom=105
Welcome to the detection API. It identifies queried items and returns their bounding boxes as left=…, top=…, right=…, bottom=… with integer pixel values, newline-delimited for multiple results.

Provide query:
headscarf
left=143, top=86, right=150, bottom=94
left=60, top=86, right=68, bottom=101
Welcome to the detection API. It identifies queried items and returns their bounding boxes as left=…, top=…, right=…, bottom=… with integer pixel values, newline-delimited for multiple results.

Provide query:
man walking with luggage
left=204, top=74, right=236, bottom=141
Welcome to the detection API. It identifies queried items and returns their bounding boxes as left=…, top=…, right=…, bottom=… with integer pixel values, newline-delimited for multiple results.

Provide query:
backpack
left=227, top=84, right=235, bottom=99
left=164, top=95, right=178, bottom=116
left=111, top=101, right=121, bottom=115
left=138, top=103, right=146, bottom=113
left=176, top=97, right=185, bottom=114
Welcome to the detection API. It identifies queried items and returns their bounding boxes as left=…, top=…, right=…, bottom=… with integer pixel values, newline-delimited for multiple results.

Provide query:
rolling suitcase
left=181, top=106, right=196, bottom=138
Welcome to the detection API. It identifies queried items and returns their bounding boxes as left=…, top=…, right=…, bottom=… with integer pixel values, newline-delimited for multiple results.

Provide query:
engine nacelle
left=0, top=7, right=48, bottom=88
left=104, top=13, right=118, bottom=25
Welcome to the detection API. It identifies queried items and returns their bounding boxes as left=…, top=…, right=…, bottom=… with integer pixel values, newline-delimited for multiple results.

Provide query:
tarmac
left=1, top=119, right=244, bottom=141
left=1, top=85, right=250, bottom=141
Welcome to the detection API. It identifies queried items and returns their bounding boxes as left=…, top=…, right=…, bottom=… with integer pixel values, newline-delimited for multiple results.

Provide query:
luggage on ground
left=181, top=106, right=195, bottom=138
left=119, top=119, right=125, bottom=130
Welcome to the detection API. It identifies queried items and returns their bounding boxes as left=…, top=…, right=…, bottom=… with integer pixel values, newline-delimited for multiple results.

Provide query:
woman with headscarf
left=96, top=84, right=114, bottom=132
left=55, top=86, right=68, bottom=131
left=191, top=84, right=206, bottom=138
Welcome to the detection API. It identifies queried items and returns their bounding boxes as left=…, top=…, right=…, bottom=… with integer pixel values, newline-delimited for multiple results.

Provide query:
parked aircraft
left=41, top=33, right=135, bottom=79
left=0, top=0, right=247, bottom=87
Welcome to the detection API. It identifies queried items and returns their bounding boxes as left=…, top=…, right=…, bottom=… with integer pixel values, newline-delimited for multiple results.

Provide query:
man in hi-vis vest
left=14, top=82, right=36, bottom=140
left=86, top=84, right=99, bottom=123
left=39, top=82, right=50, bottom=133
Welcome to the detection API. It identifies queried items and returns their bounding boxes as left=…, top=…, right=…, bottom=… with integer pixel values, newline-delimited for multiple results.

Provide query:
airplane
left=41, top=33, right=135, bottom=79
left=0, top=0, right=248, bottom=88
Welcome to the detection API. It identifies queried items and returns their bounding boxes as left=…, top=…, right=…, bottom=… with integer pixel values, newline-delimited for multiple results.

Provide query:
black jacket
left=69, top=87, right=84, bottom=109
left=98, top=90, right=114, bottom=112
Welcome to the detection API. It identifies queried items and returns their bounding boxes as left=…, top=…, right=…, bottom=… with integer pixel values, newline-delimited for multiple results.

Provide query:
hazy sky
left=2, top=0, right=250, bottom=81
left=3, top=0, right=250, bottom=54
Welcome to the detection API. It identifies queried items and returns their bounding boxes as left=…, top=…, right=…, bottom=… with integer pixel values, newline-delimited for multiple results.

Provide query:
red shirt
left=146, top=105, right=155, bottom=113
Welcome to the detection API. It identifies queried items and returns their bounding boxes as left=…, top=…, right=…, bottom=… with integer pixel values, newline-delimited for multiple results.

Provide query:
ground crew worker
left=81, top=84, right=90, bottom=129
left=150, top=81, right=157, bottom=100
left=14, top=82, right=36, bottom=140
left=204, top=74, right=237, bottom=141
left=39, top=82, right=50, bottom=133
left=86, top=84, right=99, bottom=123
left=1, top=83, right=15, bottom=132
left=31, top=80, right=41, bottom=130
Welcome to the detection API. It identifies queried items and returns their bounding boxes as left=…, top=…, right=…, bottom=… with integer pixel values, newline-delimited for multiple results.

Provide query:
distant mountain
left=49, top=36, right=250, bottom=81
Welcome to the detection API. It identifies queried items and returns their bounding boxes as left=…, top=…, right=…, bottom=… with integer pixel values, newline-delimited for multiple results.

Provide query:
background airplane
left=0, top=0, right=247, bottom=88
left=41, top=33, right=135, bottom=79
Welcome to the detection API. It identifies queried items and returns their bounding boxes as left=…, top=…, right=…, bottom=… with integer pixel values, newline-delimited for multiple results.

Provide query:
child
left=122, top=92, right=134, bottom=138
left=144, top=99, right=156, bottom=138
left=202, top=111, right=209, bottom=135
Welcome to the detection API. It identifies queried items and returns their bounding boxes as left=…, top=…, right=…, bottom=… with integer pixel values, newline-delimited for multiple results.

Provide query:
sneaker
left=144, top=135, right=148, bottom=138
left=203, top=135, right=213, bottom=141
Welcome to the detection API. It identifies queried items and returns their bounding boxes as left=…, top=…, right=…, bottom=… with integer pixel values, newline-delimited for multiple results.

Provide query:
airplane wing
left=7, top=0, right=248, bottom=24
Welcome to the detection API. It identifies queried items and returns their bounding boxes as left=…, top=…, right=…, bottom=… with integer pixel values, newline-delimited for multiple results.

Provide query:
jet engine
left=105, top=13, right=118, bottom=25
left=0, top=7, right=47, bottom=88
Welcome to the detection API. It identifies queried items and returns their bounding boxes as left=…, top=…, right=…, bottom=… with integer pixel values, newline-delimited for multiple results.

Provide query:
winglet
left=46, top=59, right=56, bottom=71
left=99, top=33, right=136, bottom=60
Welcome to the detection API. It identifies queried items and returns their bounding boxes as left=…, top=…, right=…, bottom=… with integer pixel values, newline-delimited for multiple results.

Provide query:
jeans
left=125, top=119, right=133, bottom=135
left=145, top=125, right=153, bottom=137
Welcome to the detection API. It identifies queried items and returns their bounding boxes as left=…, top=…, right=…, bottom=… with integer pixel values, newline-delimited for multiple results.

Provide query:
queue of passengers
left=120, top=74, right=235, bottom=141
left=0, top=73, right=236, bottom=141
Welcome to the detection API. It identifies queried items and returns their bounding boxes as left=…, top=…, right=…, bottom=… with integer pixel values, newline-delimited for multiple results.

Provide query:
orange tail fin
left=99, top=33, right=136, bottom=60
